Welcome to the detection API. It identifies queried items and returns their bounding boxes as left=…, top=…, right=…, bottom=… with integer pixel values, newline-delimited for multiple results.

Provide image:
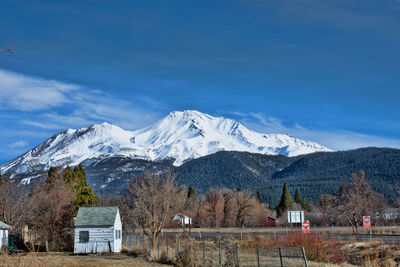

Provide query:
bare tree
left=128, top=172, right=186, bottom=249
left=336, top=170, right=382, bottom=233
left=100, top=193, right=136, bottom=232
left=203, top=190, right=223, bottom=228
left=0, top=176, right=32, bottom=232
left=221, top=189, right=235, bottom=227
left=235, top=190, right=255, bottom=226
left=28, top=178, right=76, bottom=251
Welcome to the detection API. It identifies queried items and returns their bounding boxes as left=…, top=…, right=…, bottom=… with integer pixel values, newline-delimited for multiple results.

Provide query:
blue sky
left=1, top=0, right=400, bottom=164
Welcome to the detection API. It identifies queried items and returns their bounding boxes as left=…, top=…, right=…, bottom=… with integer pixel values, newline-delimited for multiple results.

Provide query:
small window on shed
left=79, top=231, right=89, bottom=243
left=115, top=230, right=121, bottom=239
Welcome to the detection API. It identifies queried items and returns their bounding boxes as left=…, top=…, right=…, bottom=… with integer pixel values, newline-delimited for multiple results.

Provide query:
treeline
left=0, top=165, right=97, bottom=251
left=100, top=172, right=274, bottom=250
left=0, top=164, right=398, bottom=252
left=272, top=170, right=392, bottom=233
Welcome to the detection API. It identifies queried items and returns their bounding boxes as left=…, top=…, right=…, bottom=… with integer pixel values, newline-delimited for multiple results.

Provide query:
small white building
left=74, top=206, right=122, bottom=254
left=173, top=213, right=192, bottom=227
left=0, top=221, right=11, bottom=248
left=382, top=208, right=400, bottom=220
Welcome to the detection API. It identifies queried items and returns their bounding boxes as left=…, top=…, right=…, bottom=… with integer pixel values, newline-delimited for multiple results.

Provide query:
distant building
left=0, top=221, right=11, bottom=248
left=265, top=217, right=276, bottom=227
left=74, top=207, right=122, bottom=254
left=382, top=208, right=400, bottom=220
left=173, top=213, right=192, bottom=227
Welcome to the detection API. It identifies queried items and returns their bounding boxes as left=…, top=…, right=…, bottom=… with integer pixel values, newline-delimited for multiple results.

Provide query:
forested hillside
left=176, top=147, right=400, bottom=204
left=4, top=147, right=400, bottom=205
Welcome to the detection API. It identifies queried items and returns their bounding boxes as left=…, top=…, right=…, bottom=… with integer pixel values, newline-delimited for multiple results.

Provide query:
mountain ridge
left=0, top=110, right=332, bottom=177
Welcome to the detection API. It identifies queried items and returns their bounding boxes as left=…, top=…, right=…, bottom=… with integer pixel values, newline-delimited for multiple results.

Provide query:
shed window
left=115, top=230, right=121, bottom=239
left=79, top=231, right=89, bottom=243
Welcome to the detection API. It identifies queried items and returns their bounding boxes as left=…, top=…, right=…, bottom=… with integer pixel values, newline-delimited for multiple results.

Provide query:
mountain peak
left=167, top=110, right=214, bottom=120
left=1, top=110, right=332, bottom=176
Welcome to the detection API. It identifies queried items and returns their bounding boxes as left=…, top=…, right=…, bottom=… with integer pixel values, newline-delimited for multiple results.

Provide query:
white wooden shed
left=74, top=206, right=122, bottom=254
left=173, top=213, right=192, bottom=227
left=0, top=221, right=11, bottom=248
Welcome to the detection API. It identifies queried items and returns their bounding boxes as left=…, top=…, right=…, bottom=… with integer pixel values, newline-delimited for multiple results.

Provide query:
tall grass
left=248, top=232, right=342, bottom=264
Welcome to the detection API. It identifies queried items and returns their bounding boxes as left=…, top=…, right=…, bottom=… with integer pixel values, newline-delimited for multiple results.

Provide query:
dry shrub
left=222, top=239, right=239, bottom=267
left=175, top=240, right=198, bottom=267
left=158, top=250, right=172, bottom=264
left=341, top=240, right=400, bottom=267
left=277, top=232, right=339, bottom=263
left=252, top=235, right=276, bottom=247
left=243, top=232, right=342, bottom=264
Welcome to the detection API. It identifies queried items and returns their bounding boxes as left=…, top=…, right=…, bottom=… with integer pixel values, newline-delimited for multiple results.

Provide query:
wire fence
left=122, top=233, right=308, bottom=267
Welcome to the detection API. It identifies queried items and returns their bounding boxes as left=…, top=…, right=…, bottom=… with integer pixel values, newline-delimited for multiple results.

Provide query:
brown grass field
left=0, top=253, right=170, bottom=267
left=0, top=252, right=357, bottom=267
left=3, top=234, right=399, bottom=267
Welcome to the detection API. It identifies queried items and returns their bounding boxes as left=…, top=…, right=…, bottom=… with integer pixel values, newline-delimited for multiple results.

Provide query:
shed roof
left=0, top=221, right=11, bottom=229
left=173, top=213, right=191, bottom=219
left=75, top=207, right=119, bottom=227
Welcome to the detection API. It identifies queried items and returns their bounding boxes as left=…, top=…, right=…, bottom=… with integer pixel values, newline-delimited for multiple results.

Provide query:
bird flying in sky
left=0, top=43, right=16, bottom=54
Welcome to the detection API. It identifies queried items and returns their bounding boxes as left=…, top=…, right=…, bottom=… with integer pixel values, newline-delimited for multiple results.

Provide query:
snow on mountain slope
left=0, top=110, right=333, bottom=175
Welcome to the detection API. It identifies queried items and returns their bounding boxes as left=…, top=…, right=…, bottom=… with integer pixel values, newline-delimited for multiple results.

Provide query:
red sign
left=302, top=220, right=310, bottom=234
left=363, top=216, right=371, bottom=229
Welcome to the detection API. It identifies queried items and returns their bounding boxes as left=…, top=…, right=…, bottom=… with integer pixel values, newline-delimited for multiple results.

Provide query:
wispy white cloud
left=0, top=69, right=78, bottom=111
left=227, top=111, right=400, bottom=150
left=0, top=69, right=162, bottom=131
left=9, top=141, right=29, bottom=148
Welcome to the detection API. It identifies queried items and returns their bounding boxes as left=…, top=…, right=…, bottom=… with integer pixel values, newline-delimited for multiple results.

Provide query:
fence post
left=235, top=242, right=239, bottom=267
left=202, top=239, right=205, bottom=267
left=218, top=241, right=222, bottom=267
left=302, top=247, right=309, bottom=267
left=166, top=237, right=169, bottom=258
left=177, top=236, right=180, bottom=256
left=256, top=245, right=260, bottom=267
left=279, top=247, right=283, bottom=267
left=157, top=236, right=160, bottom=259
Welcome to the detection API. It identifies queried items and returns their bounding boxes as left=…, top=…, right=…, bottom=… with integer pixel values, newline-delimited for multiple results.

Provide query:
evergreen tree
left=277, top=182, right=292, bottom=214
left=75, top=185, right=98, bottom=207
left=187, top=186, right=197, bottom=199
left=237, top=186, right=242, bottom=192
left=73, top=164, right=87, bottom=188
left=46, top=167, right=59, bottom=189
left=294, top=189, right=302, bottom=204
left=62, top=165, right=98, bottom=207
left=294, top=188, right=311, bottom=211
left=63, top=166, right=75, bottom=185
left=256, top=191, right=262, bottom=203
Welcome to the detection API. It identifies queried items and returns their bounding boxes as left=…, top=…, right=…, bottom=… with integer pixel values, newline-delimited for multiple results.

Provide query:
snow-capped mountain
left=0, top=110, right=332, bottom=175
